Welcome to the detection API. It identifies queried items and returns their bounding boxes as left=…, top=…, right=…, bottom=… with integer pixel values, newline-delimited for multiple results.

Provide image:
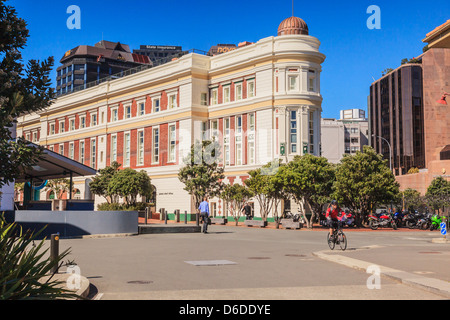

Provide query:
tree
left=89, top=161, right=121, bottom=203
left=400, top=188, right=424, bottom=212
left=277, top=154, right=335, bottom=229
left=425, top=177, right=450, bottom=214
left=44, top=178, right=71, bottom=200
left=0, top=1, right=55, bottom=189
left=244, top=166, right=275, bottom=222
left=333, top=146, right=400, bottom=225
left=107, top=169, right=153, bottom=206
left=221, top=184, right=254, bottom=226
left=178, top=140, right=225, bottom=210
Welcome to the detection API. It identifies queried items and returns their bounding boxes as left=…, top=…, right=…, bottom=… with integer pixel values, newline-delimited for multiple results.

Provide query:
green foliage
left=0, top=1, right=55, bottom=188
left=107, top=168, right=153, bottom=206
left=401, top=188, right=425, bottom=212
left=244, top=163, right=278, bottom=222
left=333, top=146, right=400, bottom=221
left=44, top=178, right=71, bottom=200
left=276, top=155, right=335, bottom=228
left=178, top=140, right=225, bottom=209
left=221, top=184, right=254, bottom=225
left=425, top=177, right=450, bottom=212
left=89, top=161, right=121, bottom=203
left=0, top=215, right=79, bottom=300
left=97, top=202, right=151, bottom=211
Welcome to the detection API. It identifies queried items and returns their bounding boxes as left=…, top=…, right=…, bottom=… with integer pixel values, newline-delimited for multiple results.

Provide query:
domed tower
left=277, top=16, right=309, bottom=36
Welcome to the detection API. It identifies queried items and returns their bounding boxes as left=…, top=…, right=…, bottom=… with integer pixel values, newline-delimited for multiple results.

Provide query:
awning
left=15, top=143, right=97, bottom=183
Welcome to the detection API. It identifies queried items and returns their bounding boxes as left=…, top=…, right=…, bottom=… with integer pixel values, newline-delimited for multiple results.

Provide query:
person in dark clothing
left=242, top=202, right=252, bottom=220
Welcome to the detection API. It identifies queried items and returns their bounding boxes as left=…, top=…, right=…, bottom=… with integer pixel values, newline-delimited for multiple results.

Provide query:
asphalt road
left=51, top=225, right=449, bottom=300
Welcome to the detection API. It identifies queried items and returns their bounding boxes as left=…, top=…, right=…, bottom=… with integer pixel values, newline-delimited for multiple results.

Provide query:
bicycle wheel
left=327, top=233, right=335, bottom=250
left=338, top=232, right=347, bottom=251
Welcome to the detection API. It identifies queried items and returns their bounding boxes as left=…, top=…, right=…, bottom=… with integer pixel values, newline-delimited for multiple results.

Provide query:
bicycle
left=326, top=220, right=347, bottom=251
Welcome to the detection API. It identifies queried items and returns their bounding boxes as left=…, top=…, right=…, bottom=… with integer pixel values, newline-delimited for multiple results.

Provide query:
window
left=288, top=75, right=298, bottom=91
left=91, top=138, right=96, bottom=169
left=168, top=94, right=177, bottom=109
left=152, top=98, right=160, bottom=113
left=69, top=118, right=75, bottom=131
left=235, top=83, right=242, bottom=100
left=80, top=141, right=85, bottom=163
left=80, top=115, right=86, bottom=129
left=111, top=108, right=118, bottom=122
left=69, top=143, right=74, bottom=160
left=309, top=111, right=314, bottom=154
left=59, top=121, right=65, bottom=133
left=152, top=128, right=159, bottom=163
left=235, top=116, right=242, bottom=165
left=201, top=122, right=208, bottom=141
left=168, top=125, right=176, bottom=163
left=201, top=93, right=208, bottom=106
left=137, top=130, right=144, bottom=166
left=111, top=135, right=117, bottom=162
left=32, top=132, right=38, bottom=143
left=211, top=88, right=218, bottom=105
left=248, top=113, right=255, bottom=164
left=91, top=113, right=97, bottom=126
left=290, top=110, right=297, bottom=153
left=124, top=133, right=130, bottom=167
left=139, top=102, right=145, bottom=116
left=49, top=123, right=55, bottom=135
left=224, top=118, right=230, bottom=165
left=125, top=105, right=131, bottom=119
left=223, top=86, right=230, bottom=103
left=25, top=133, right=30, bottom=141
left=59, top=144, right=64, bottom=156
left=308, top=70, right=316, bottom=92
left=247, top=80, right=255, bottom=98
left=210, top=120, right=218, bottom=140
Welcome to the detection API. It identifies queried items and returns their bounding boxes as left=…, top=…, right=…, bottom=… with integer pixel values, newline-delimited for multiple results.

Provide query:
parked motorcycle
left=404, top=211, right=425, bottom=229
left=368, top=211, right=397, bottom=230
left=393, top=210, right=405, bottom=228
left=339, top=210, right=356, bottom=228
left=430, top=215, right=447, bottom=231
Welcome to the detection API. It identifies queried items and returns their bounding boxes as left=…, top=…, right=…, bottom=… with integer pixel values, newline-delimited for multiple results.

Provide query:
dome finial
left=278, top=16, right=309, bottom=36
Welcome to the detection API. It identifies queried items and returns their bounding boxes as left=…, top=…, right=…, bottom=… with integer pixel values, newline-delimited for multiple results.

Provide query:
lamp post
left=372, top=134, right=392, bottom=172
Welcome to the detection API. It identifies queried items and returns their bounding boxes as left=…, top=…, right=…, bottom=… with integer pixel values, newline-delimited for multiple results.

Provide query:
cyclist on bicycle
left=326, top=200, right=344, bottom=238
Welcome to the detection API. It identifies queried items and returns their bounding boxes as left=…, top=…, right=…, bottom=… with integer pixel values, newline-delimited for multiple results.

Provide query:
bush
left=97, top=202, right=151, bottom=211
left=0, top=215, right=79, bottom=300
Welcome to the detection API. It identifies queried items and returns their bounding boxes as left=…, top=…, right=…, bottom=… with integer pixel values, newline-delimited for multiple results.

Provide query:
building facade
left=369, top=20, right=450, bottom=193
left=321, top=109, right=368, bottom=164
left=56, top=40, right=150, bottom=96
left=369, top=62, right=425, bottom=176
left=17, top=17, right=326, bottom=216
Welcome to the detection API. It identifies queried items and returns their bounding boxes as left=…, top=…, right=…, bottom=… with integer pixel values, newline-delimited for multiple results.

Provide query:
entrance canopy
left=15, top=143, right=97, bottom=183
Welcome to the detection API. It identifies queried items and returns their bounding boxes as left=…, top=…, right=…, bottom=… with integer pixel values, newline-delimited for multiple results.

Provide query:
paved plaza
left=49, top=224, right=450, bottom=300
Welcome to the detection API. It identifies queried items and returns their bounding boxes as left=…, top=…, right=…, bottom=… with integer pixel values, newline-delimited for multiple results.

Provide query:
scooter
left=393, top=211, right=405, bottom=228
left=404, top=211, right=425, bottom=229
left=368, top=211, right=397, bottom=230
left=430, top=215, right=447, bottom=231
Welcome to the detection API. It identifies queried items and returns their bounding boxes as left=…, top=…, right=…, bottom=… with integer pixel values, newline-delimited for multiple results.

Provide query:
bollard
left=196, top=211, right=200, bottom=226
left=145, top=207, right=149, bottom=225
left=176, top=209, right=180, bottom=223
left=50, top=233, right=60, bottom=274
left=184, top=210, right=187, bottom=224
left=163, top=208, right=167, bottom=225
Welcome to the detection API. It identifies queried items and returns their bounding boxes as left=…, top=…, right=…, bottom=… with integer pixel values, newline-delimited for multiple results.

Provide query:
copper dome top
left=278, top=16, right=309, bottom=36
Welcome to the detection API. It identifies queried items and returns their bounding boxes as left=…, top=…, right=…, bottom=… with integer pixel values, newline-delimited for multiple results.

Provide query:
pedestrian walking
left=242, top=202, right=252, bottom=220
left=198, top=197, right=210, bottom=234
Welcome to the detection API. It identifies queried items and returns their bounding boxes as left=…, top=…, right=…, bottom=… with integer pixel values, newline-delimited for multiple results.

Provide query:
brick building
left=16, top=16, right=326, bottom=216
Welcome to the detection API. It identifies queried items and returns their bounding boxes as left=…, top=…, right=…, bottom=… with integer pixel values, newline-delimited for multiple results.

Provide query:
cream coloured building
left=16, top=16, right=326, bottom=218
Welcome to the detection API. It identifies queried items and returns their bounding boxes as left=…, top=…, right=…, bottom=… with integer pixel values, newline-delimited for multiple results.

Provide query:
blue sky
left=9, top=0, right=450, bottom=119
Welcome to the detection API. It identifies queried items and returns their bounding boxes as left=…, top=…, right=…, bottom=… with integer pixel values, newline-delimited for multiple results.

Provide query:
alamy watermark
left=67, top=5, right=81, bottom=30
left=366, top=264, right=381, bottom=289
left=367, top=5, right=381, bottom=30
